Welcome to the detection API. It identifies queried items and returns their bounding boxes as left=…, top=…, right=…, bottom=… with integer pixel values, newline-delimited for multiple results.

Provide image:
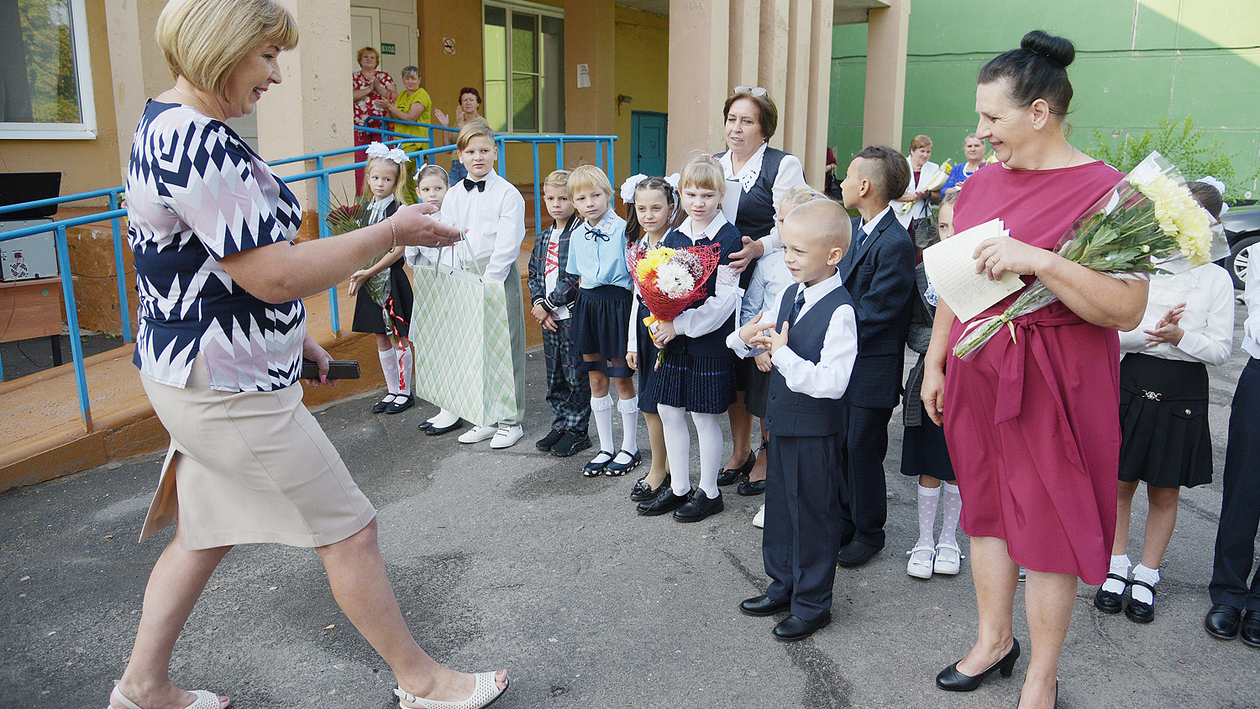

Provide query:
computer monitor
left=0, top=172, right=62, bottom=219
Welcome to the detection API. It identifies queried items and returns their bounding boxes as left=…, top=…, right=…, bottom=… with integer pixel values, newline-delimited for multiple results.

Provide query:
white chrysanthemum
left=1136, top=173, right=1214, bottom=266
left=655, top=261, right=696, bottom=297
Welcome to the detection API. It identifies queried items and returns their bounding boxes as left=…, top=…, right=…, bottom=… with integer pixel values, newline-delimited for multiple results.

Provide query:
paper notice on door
left=922, top=219, right=1024, bottom=322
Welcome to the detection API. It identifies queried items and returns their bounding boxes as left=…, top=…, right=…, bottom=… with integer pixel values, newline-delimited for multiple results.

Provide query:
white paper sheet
left=922, top=218, right=1024, bottom=322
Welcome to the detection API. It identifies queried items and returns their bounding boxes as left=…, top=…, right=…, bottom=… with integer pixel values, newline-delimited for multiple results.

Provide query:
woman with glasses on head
left=712, top=86, right=808, bottom=508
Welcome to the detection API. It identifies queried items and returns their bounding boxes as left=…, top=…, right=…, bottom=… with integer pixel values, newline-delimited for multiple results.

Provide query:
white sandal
left=906, top=544, right=936, bottom=579
left=111, top=686, right=225, bottom=709
left=395, top=672, right=508, bottom=709
left=934, top=541, right=964, bottom=575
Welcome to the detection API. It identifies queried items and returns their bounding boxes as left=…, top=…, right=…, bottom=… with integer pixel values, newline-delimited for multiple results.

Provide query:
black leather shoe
left=417, top=420, right=433, bottom=430
left=935, top=638, right=1021, bottom=692
left=604, top=450, right=642, bottom=476
left=1124, top=579, right=1155, bottom=624
left=583, top=451, right=614, bottom=477
left=673, top=488, right=724, bottom=523
left=737, top=478, right=766, bottom=496
left=1241, top=610, right=1260, bottom=648
left=629, top=473, right=669, bottom=502
left=772, top=612, right=831, bottom=642
left=739, top=594, right=790, bottom=617
left=550, top=431, right=591, bottom=458
left=836, top=540, right=882, bottom=567
left=1093, top=573, right=1128, bottom=614
left=385, top=394, right=414, bottom=414
left=535, top=429, right=564, bottom=451
left=637, top=488, right=689, bottom=516
left=424, top=419, right=463, bottom=436
left=1204, top=604, right=1242, bottom=640
left=717, top=452, right=757, bottom=486
left=372, top=395, right=396, bottom=414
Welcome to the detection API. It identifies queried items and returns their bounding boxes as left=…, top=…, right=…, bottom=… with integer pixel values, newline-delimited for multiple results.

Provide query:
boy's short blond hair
left=456, top=120, right=496, bottom=151
left=156, top=0, right=298, bottom=101
left=678, top=153, right=725, bottom=196
left=567, top=165, right=613, bottom=197
left=779, top=185, right=827, bottom=213
left=544, top=169, right=571, bottom=190
left=785, top=199, right=851, bottom=253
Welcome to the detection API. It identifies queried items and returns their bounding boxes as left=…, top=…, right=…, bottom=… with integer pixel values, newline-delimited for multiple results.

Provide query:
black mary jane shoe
left=1204, top=604, right=1242, bottom=640
left=385, top=394, right=414, bottom=414
left=583, top=451, right=614, bottom=477
left=772, top=612, right=831, bottom=642
left=424, top=419, right=464, bottom=436
left=629, top=473, right=670, bottom=502
left=936, top=638, right=1021, bottom=692
left=737, top=478, right=766, bottom=496
left=637, top=487, right=690, bottom=516
left=739, top=594, right=790, bottom=617
left=1093, top=573, right=1128, bottom=614
left=604, top=450, right=642, bottom=476
left=717, top=452, right=757, bottom=486
left=372, top=394, right=397, bottom=414
left=417, top=420, right=434, bottom=430
left=1124, top=579, right=1156, bottom=624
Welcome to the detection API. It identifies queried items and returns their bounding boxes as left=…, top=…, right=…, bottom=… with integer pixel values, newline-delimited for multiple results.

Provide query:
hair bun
left=1021, top=30, right=1074, bottom=69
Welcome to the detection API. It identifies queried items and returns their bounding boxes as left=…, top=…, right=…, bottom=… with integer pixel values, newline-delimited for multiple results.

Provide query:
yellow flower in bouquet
left=635, top=246, right=676, bottom=283
left=1135, top=173, right=1214, bottom=266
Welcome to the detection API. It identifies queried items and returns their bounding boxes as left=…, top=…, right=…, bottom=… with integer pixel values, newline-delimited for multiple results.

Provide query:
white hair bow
left=366, top=142, right=408, bottom=165
left=619, top=173, right=648, bottom=204
left=665, top=173, right=681, bottom=190
left=1199, top=175, right=1226, bottom=196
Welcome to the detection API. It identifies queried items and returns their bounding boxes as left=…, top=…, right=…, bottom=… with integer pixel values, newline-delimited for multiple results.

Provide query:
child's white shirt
left=441, top=170, right=526, bottom=282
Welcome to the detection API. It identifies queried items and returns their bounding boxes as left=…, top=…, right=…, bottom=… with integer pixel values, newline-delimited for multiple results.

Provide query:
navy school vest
left=766, top=281, right=855, bottom=437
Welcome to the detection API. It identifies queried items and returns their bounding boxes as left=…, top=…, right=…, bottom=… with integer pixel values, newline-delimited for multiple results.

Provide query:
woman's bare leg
left=724, top=391, right=753, bottom=470
left=954, top=535, right=1018, bottom=676
left=1019, top=570, right=1076, bottom=709
left=111, top=525, right=232, bottom=709
left=747, top=419, right=768, bottom=484
left=317, top=519, right=507, bottom=702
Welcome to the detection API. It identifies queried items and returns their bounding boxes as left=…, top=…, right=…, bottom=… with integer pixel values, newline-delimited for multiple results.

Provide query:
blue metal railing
left=0, top=123, right=616, bottom=429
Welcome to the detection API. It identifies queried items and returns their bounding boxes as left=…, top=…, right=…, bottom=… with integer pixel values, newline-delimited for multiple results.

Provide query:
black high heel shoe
left=936, top=637, right=1021, bottom=692
left=717, top=451, right=757, bottom=486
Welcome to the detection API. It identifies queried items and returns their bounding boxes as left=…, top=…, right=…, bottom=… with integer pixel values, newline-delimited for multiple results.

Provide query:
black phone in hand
left=301, top=359, right=361, bottom=380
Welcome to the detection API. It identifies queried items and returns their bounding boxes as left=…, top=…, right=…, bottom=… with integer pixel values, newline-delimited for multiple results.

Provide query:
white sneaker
left=458, top=425, right=497, bottom=444
left=490, top=425, right=524, bottom=449
left=752, top=504, right=765, bottom=528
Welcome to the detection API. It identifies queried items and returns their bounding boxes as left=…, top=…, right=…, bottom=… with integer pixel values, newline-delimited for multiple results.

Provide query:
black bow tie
left=586, top=228, right=610, bottom=242
left=463, top=178, right=486, bottom=193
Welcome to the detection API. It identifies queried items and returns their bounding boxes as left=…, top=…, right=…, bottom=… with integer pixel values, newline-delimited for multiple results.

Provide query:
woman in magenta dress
left=920, top=31, right=1148, bottom=709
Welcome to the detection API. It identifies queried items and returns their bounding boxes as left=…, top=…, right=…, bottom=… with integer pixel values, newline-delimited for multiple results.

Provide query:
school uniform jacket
left=527, top=213, right=582, bottom=315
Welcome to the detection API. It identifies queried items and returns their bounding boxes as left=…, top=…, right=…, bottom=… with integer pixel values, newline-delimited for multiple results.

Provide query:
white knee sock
left=591, top=394, right=614, bottom=454
left=378, top=349, right=399, bottom=395
left=396, top=346, right=412, bottom=396
left=692, top=411, right=723, bottom=498
left=618, top=395, right=639, bottom=454
left=939, top=482, right=963, bottom=549
left=658, top=404, right=692, bottom=496
left=916, top=484, right=941, bottom=549
left=1132, top=564, right=1159, bottom=604
left=1102, top=554, right=1131, bottom=594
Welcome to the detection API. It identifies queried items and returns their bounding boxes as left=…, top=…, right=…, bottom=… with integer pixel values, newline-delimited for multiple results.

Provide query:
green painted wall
left=830, top=0, right=1260, bottom=197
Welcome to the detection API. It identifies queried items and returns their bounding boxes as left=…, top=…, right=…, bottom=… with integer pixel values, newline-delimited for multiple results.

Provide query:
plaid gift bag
left=410, top=249, right=517, bottom=427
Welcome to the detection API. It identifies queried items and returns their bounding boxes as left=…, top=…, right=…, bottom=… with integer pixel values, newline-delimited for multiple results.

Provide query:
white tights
left=657, top=404, right=723, bottom=499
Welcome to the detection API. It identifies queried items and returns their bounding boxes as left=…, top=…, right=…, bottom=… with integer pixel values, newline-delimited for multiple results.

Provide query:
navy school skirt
left=651, top=349, right=736, bottom=415
left=573, top=285, right=634, bottom=379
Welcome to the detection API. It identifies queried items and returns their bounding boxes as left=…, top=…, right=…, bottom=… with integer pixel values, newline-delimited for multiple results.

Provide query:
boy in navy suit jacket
left=834, top=145, right=915, bottom=567
left=730, top=199, right=859, bottom=642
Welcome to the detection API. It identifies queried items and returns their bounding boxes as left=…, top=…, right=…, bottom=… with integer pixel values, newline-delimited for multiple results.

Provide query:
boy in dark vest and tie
left=728, top=199, right=858, bottom=642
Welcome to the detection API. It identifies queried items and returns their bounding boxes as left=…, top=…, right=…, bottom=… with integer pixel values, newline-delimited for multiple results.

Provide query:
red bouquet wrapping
left=626, top=241, right=722, bottom=368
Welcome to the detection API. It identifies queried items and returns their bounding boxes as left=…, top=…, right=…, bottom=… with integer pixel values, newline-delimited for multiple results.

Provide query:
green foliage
left=1089, top=117, right=1251, bottom=201
left=17, top=0, right=81, bottom=124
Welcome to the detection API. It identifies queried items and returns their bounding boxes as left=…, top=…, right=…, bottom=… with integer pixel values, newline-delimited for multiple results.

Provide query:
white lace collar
left=722, top=143, right=768, bottom=194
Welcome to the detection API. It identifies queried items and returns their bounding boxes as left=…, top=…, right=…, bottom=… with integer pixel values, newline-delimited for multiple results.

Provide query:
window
left=484, top=1, right=563, bottom=134
left=0, top=0, right=97, bottom=140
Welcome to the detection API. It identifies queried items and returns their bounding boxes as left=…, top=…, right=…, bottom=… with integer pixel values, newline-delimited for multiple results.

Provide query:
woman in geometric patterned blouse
left=111, top=1, right=508, bottom=708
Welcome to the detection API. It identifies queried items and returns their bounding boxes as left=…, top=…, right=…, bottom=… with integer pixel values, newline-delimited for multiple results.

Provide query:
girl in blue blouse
left=635, top=154, right=743, bottom=523
left=566, top=165, right=641, bottom=477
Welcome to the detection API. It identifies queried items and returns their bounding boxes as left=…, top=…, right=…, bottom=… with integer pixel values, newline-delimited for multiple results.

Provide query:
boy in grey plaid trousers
left=528, top=170, right=592, bottom=457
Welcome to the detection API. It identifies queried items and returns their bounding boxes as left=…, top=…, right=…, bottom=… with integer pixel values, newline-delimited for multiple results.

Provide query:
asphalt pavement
left=1, top=300, right=1257, bottom=709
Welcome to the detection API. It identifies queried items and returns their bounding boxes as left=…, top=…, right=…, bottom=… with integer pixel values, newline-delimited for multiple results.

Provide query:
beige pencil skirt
left=139, top=357, right=377, bottom=551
